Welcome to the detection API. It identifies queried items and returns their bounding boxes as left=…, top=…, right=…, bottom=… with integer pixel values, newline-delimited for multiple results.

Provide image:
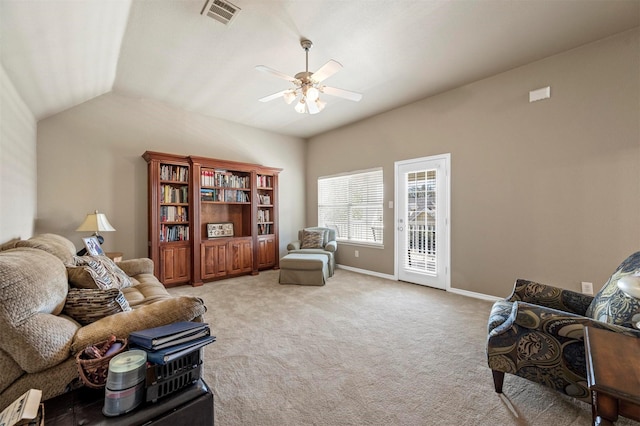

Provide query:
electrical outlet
left=581, top=282, right=593, bottom=295
left=355, top=250, right=359, bottom=258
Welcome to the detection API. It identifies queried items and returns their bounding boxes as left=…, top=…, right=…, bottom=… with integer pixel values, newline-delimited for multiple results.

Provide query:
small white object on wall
left=529, top=86, right=551, bottom=102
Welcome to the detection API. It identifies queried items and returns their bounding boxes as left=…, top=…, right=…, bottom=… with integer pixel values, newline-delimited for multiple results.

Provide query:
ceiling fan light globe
left=283, top=91, right=296, bottom=104
left=306, top=87, right=320, bottom=101
left=316, top=99, right=326, bottom=111
left=294, top=100, right=307, bottom=114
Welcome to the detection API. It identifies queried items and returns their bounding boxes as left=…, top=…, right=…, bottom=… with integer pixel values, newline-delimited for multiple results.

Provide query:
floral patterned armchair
left=487, top=252, right=640, bottom=402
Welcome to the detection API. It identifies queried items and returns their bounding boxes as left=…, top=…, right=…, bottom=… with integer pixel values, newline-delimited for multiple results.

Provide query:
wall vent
left=201, top=0, right=241, bottom=26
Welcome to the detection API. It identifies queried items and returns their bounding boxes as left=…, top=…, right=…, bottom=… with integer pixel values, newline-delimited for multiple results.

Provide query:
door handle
left=398, top=227, right=403, bottom=231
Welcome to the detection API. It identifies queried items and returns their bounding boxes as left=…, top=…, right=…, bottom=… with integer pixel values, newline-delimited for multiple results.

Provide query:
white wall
left=0, top=64, right=37, bottom=242
left=36, top=93, right=306, bottom=259
left=307, top=29, right=640, bottom=297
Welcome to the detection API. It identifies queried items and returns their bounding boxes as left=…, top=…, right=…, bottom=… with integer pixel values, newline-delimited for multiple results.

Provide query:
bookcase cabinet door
left=228, top=238, right=253, bottom=275
left=201, top=241, right=228, bottom=279
left=160, top=243, right=191, bottom=285
left=257, top=235, right=276, bottom=269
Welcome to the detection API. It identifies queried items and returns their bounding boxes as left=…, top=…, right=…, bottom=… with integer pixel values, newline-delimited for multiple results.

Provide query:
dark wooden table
left=44, top=379, right=213, bottom=425
left=584, top=326, right=640, bottom=426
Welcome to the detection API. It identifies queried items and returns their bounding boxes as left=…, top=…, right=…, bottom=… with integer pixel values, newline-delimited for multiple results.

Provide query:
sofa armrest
left=491, top=301, right=640, bottom=341
left=324, top=241, right=337, bottom=253
left=507, top=278, right=593, bottom=315
left=116, top=258, right=154, bottom=277
left=71, top=296, right=206, bottom=354
left=287, top=241, right=301, bottom=251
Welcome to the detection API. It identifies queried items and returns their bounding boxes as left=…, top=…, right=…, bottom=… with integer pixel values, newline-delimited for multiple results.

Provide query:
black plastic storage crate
left=145, top=349, right=203, bottom=403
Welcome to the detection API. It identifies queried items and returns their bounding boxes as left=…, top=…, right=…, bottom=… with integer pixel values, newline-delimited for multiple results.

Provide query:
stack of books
left=129, top=322, right=215, bottom=365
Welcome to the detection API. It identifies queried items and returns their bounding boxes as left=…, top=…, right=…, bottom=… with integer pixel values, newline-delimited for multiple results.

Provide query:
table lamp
left=76, top=210, right=115, bottom=249
left=617, top=272, right=640, bottom=329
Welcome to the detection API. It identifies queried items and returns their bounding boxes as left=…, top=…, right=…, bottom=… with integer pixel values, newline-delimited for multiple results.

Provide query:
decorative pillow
left=69, top=255, right=132, bottom=290
left=63, top=288, right=131, bottom=325
left=586, top=251, right=640, bottom=328
left=301, top=229, right=325, bottom=249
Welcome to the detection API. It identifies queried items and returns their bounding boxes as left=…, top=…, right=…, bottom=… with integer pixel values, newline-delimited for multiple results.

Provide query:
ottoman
left=279, top=253, right=329, bottom=286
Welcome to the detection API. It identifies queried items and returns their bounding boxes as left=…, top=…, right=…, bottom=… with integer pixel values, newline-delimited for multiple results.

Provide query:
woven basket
left=76, top=338, right=128, bottom=389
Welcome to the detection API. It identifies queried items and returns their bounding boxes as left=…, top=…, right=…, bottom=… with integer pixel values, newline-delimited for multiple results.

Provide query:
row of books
left=160, top=165, right=189, bottom=182
left=201, top=170, right=250, bottom=189
left=161, top=184, right=188, bottom=204
left=200, top=188, right=250, bottom=203
left=258, top=224, right=272, bottom=235
left=257, top=209, right=271, bottom=223
left=160, top=205, right=188, bottom=223
left=160, top=224, right=189, bottom=242
left=129, top=322, right=215, bottom=365
left=256, top=175, right=273, bottom=188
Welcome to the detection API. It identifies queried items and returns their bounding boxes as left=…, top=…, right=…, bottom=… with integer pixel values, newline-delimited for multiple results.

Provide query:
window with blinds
left=318, top=168, right=384, bottom=245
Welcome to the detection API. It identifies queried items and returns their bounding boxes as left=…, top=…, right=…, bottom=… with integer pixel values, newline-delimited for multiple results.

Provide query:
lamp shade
left=76, top=210, right=116, bottom=234
left=617, top=274, right=640, bottom=299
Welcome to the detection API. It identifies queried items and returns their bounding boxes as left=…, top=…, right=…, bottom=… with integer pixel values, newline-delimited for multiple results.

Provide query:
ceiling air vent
left=201, top=0, right=241, bottom=26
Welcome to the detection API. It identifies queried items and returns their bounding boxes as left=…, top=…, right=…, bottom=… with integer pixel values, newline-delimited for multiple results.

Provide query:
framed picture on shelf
left=207, top=222, right=234, bottom=238
left=82, top=236, right=104, bottom=256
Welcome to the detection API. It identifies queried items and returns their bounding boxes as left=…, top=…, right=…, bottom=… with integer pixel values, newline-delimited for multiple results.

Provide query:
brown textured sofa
left=0, top=234, right=206, bottom=411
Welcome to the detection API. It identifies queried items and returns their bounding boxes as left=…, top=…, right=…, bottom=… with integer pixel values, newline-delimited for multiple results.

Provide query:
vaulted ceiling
left=1, top=0, right=638, bottom=138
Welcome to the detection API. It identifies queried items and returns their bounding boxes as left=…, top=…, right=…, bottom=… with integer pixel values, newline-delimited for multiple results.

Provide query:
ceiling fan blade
left=255, top=65, right=298, bottom=83
left=259, top=89, right=292, bottom=103
left=322, top=86, right=363, bottom=102
left=311, top=60, right=342, bottom=83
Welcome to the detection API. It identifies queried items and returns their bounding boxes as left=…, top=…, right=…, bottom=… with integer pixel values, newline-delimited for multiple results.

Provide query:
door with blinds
left=395, top=155, right=450, bottom=289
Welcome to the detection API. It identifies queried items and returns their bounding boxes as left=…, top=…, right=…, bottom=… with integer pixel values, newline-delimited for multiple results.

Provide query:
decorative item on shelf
left=76, top=210, right=116, bottom=255
left=207, top=222, right=234, bottom=238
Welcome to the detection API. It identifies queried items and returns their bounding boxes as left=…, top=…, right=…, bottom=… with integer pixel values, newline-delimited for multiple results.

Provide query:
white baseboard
left=447, top=287, right=501, bottom=302
left=336, top=264, right=501, bottom=302
left=336, top=264, right=396, bottom=281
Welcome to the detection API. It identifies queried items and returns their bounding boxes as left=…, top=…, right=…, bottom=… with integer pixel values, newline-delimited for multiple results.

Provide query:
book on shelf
left=160, top=205, right=188, bottom=222
left=143, top=335, right=216, bottom=365
left=201, top=169, right=249, bottom=189
left=129, top=322, right=209, bottom=350
left=160, top=224, right=189, bottom=242
left=160, top=164, right=188, bottom=182
left=161, top=184, right=188, bottom=204
left=257, top=175, right=272, bottom=188
left=0, top=389, right=44, bottom=426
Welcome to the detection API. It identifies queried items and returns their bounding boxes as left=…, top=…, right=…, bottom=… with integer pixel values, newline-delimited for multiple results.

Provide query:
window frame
left=317, top=167, right=384, bottom=246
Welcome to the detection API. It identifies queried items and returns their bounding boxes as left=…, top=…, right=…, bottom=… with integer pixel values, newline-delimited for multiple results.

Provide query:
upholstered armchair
left=287, top=227, right=338, bottom=276
left=487, top=252, right=640, bottom=402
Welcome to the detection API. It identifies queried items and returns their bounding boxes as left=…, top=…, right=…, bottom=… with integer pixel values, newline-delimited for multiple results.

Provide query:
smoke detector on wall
left=201, top=0, right=241, bottom=26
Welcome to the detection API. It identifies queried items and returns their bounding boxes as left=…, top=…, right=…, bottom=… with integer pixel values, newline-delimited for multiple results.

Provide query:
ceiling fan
left=256, top=39, right=362, bottom=114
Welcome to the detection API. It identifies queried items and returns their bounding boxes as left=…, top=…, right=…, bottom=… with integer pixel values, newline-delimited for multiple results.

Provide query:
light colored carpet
left=168, top=269, right=637, bottom=426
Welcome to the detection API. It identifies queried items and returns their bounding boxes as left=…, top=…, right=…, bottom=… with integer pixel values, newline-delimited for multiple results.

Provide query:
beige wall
left=36, top=93, right=306, bottom=259
left=0, top=65, right=37, bottom=242
left=307, top=29, right=640, bottom=297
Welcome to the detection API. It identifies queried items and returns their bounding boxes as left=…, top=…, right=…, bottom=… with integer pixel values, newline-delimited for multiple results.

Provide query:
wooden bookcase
left=142, top=152, right=192, bottom=286
left=143, top=151, right=281, bottom=287
left=256, top=168, right=279, bottom=270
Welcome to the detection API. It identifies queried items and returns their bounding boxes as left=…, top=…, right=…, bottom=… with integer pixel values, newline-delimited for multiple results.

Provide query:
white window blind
left=318, top=168, right=384, bottom=245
